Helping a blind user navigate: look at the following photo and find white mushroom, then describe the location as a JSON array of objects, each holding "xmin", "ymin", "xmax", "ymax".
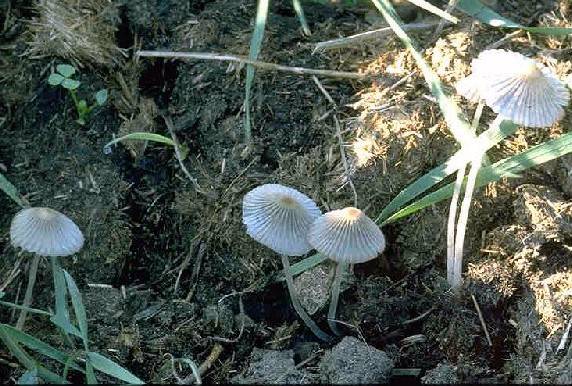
[
  {"xmin": 242, "ymin": 183, "xmax": 321, "ymax": 256},
  {"xmin": 10, "ymin": 207, "xmax": 84, "ymax": 257},
  {"xmin": 308, "ymin": 207, "xmax": 386, "ymax": 264},
  {"xmin": 457, "ymin": 49, "xmax": 570, "ymax": 128}
]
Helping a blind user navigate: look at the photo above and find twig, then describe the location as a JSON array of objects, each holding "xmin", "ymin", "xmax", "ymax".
[
  {"xmin": 557, "ymin": 318, "xmax": 572, "ymax": 352},
  {"xmin": 182, "ymin": 343, "xmax": 224, "ymax": 384},
  {"xmin": 486, "ymin": 30, "xmax": 524, "ymax": 50},
  {"xmin": 430, "ymin": 0, "xmax": 460, "ymax": 42},
  {"xmin": 185, "ymin": 242, "xmax": 207, "ymax": 302},
  {"xmin": 209, "ymin": 294, "xmax": 247, "ymax": 343},
  {"xmin": 313, "ymin": 22, "xmax": 443, "ymax": 53},
  {"xmin": 311, "ymin": 76, "xmax": 358, "ymax": 207},
  {"xmin": 137, "ymin": 51, "xmax": 368, "ymax": 80},
  {"xmin": 162, "ymin": 114, "xmax": 203, "ymax": 194},
  {"xmin": 471, "ymin": 294, "xmax": 492, "ymax": 346},
  {"xmin": 402, "ymin": 307, "xmax": 436, "ymax": 325}
]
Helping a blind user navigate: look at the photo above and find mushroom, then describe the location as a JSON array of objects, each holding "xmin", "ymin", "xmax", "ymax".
[
  {"xmin": 457, "ymin": 49, "xmax": 570, "ymax": 128},
  {"xmin": 308, "ymin": 207, "xmax": 385, "ymax": 335},
  {"xmin": 242, "ymin": 184, "xmax": 332, "ymax": 342},
  {"xmin": 10, "ymin": 207, "xmax": 84, "ymax": 329}
]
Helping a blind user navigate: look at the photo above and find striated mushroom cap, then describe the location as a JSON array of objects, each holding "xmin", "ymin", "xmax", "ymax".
[
  {"xmin": 10, "ymin": 207, "xmax": 84, "ymax": 257},
  {"xmin": 242, "ymin": 184, "xmax": 322, "ymax": 256},
  {"xmin": 457, "ymin": 49, "xmax": 570, "ymax": 128},
  {"xmin": 308, "ymin": 207, "xmax": 385, "ymax": 264}
]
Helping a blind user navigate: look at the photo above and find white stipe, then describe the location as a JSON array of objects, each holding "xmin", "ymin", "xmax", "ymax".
[
  {"xmin": 10, "ymin": 207, "xmax": 84, "ymax": 257},
  {"xmin": 308, "ymin": 207, "xmax": 386, "ymax": 264},
  {"xmin": 242, "ymin": 184, "xmax": 322, "ymax": 256}
]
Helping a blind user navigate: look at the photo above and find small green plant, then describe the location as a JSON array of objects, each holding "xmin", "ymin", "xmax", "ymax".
[
  {"xmin": 48, "ymin": 64, "xmax": 108, "ymax": 125},
  {"xmin": 0, "ymin": 266, "xmax": 143, "ymax": 384}
]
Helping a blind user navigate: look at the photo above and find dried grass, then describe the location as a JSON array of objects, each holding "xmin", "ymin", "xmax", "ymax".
[{"xmin": 27, "ymin": 0, "xmax": 122, "ymax": 67}]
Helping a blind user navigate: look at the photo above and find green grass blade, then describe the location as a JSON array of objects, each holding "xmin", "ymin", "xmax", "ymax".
[
  {"xmin": 244, "ymin": 0, "xmax": 270, "ymax": 142},
  {"xmin": 63, "ymin": 270, "xmax": 89, "ymax": 350},
  {"xmin": 50, "ymin": 257, "xmax": 82, "ymax": 338},
  {"xmin": 382, "ymin": 131, "xmax": 572, "ymax": 224},
  {"xmin": 85, "ymin": 361, "xmax": 98, "ymax": 384},
  {"xmin": 87, "ymin": 352, "xmax": 144, "ymax": 384},
  {"xmin": 376, "ymin": 119, "xmax": 518, "ymax": 223},
  {"xmin": 456, "ymin": 0, "xmax": 572, "ymax": 35},
  {"xmin": 292, "ymin": 0, "xmax": 311, "ymax": 35},
  {"xmin": 104, "ymin": 133, "xmax": 175, "ymax": 149},
  {"xmin": 370, "ymin": 0, "xmax": 475, "ymax": 146},
  {"xmin": 278, "ymin": 253, "xmax": 328, "ymax": 281},
  {"xmin": 0, "ymin": 172, "xmax": 26, "ymax": 207},
  {"xmin": 0, "ymin": 300, "xmax": 53, "ymax": 317},
  {"xmin": 0, "ymin": 326, "xmax": 66, "ymax": 384},
  {"xmin": 17, "ymin": 369, "xmax": 38, "ymax": 385},
  {"xmin": 405, "ymin": 0, "xmax": 458, "ymax": 23},
  {"xmin": 0, "ymin": 324, "xmax": 83, "ymax": 373}
]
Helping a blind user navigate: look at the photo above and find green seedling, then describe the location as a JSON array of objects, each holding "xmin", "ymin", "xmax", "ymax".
[{"xmin": 48, "ymin": 64, "xmax": 108, "ymax": 125}]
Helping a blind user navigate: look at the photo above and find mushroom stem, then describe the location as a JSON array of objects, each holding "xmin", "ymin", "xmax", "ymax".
[
  {"xmin": 328, "ymin": 262, "xmax": 347, "ymax": 336},
  {"xmin": 280, "ymin": 254, "xmax": 332, "ymax": 342},
  {"xmin": 15, "ymin": 255, "xmax": 40, "ymax": 330}
]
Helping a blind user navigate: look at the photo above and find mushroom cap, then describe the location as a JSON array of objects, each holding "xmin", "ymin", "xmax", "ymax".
[
  {"xmin": 242, "ymin": 184, "xmax": 322, "ymax": 256},
  {"xmin": 10, "ymin": 207, "xmax": 84, "ymax": 257},
  {"xmin": 308, "ymin": 207, "xmax": 386, "ymax": 264},
  {"xmin": 456, "ymin": 49, "xmax": 570, "ymax": 128}
]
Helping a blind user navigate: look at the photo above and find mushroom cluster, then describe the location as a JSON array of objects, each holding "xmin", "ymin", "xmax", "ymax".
[{"xmin": 243, "ymin": 184, "xmax": 386, "ymax": 339}]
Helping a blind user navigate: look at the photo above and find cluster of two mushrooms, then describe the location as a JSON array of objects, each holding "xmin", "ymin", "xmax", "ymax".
[{"xmin": 243, "ymin": 184, "xmax": 385, "ymax": 341}]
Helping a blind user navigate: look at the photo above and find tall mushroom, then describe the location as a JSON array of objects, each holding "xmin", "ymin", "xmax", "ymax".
[
  {"xmin": 10, "ymin": 207, "xmax": 84, "ymax": 329},
  {"xmin": 449, "ymin": 49, "xmax": 570, "ymax": 292},
  {"xmin": 308, "ymin": 207, "xmax": 385, "ymax": 335},
  {"xmin": 242, "ymin": 184, "xmax": 332, "ymax": 342}
]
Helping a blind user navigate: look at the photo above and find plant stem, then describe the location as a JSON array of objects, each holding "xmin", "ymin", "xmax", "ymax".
[
  {"xmin": 280, "ymin": 255, "xmax": 332, "ymax": 342},
  {"xmin": 452, "ymin": 152, "xmax": 483, "ymax": 293},
  {"xmin": 328, "ymin": 262, "xmax": 347, "ymax": 336},
  {"xmin": 446, "ymin": 164, "xmax": 466, "ymax": 285},
  {"xmin": 15, "ymin": 255, "xmax": 40, "ymax": 330}
]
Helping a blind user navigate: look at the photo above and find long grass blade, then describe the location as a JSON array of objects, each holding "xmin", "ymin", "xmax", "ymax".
[
  {"xmin": 369, "ymin": 0, "xmax": 475, "ymax": 146},
  {"xmin": 278, "ymin": 253, "xmax": 328, "ymax": 281},
  {"xmin": 244, "ymin": 0, "xmax": 270, "ymax": 142},
  {"xmin": 0, "ymin": 324, "xmax": 83, "ymax": 372},
  {"xmin": 405, "ymin": 0, "xmax": 458, "ymax": 23},
  {"xmin": 87, "ymin": 352, "xmax": 144, "ymax": 384},
  {"xmin": 104, "ymin": 133, "xmax": 176, "ymax": 149},
  {"xmin": 382, "ymin": 131, "xmax": 572, "ymax": 224},
  {"xmin": 63, "ymin": 270, "xmax": 89, "ymax": 350},
  {"xmin": 0, "ymin": 172, "xmax": 26, "ymax": 208},
  {"xmin": 0, "ymin": 326, "xmax": 66, "ymax": 384},
  {"xmin": 376, "ymin": 119, "xmax": 518, "ymax": 223},
  {"xmin": 455, "ymin": 0, "xmax": 572, "ymax": 35},
  {"xmin": 0, "ymin": 300, "xmax": 53, "ymax": 317},
  {"xmin": 50, "ymin": 257, "xmax": 82, "ymax": 339},
  {"xmin": 292, "ymin": 0, "xmax": 311, "ymax": 35}
]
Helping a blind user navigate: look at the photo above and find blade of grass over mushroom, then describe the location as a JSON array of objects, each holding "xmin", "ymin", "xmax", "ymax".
[
  {"xmin": 0, "ymin": 172, "xmax": 26, "ymax": 207},
  {"xmin": 382, "ymin": 131, "xmax": 572, "ymax": 225},
  {"xmin": 376, "ymin": 119, "xmax": 518, "ymax": 223},
  {"xmin": 369, "ymin": 0, "xmax": 475, "ymax": 146},
  {"xmin": 292, "ymin": 0, "xmax": 310, "ymax": 35},
  {"xmin": 0, "ymin": 324, "xmax": 83, "ymax": 372},
  {"xmin": 405, "ymin": 0, "xmax": 458, "ymax": 23},
  {"xmin": 456, "ymin": 0, "xmax": 572, "ymax": 35},
  {"xmin": 87, "ymin": 352, "xmax": 144, "ymax": 384},
  {"xmin": 244, "ymin": 0, "xmax": 270, "ymax": 142},
  {"xmin": 277, "ymin": 253, "xmax": 328, "ymax": 281}
]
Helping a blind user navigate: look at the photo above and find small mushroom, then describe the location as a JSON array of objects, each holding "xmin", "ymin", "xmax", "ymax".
[
  {"xmin": 10, "ymin": 207, "xmax": 84, "ymax": 329},
  {"xmin": 457, "ymin": 49, "xmax": 570, "ymax": 128},
  {"xmin": 242, "ymin": 184, "xmax": 331, "ymax": 342},
  {"xmin": 308, "ymin": 207, "xmax": 385, "ymax": 335}
]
